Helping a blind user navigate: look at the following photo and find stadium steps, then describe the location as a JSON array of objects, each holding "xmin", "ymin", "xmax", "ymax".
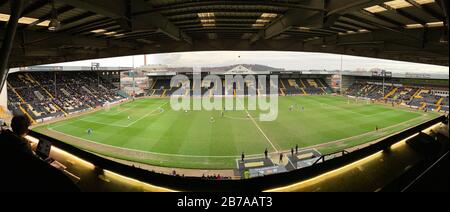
[
  {"xmin": 320, "ymin": 87, "xmax": 326, "ymax": 94},
  {"xmin": 408, "ymin": 88, "xmax": 421, "ymax": 101},
  {"xmin": 24, "ymin": 73, "xmax": 35, "ymax": 83},
  {"xmin": 307, "ymin": 79, "xmax": 318, "ymax": 87},
  {"xmin": 279, "ymin": 79, "xmax": 286, "ymax": 89},
  {"xmin": 150, "ymin": 79, "xmax": 157, "ymax": 89},
  {"xmin": 412, "ymin": 89, "xmax": 422, "ymax": 99},
  {"xmin": 419, "ymin": 102, "xmax": 427, "ymax": 110},
  {"xmin": 301, "ymin": 79, "xmax": 310, "ymax": 87},
  {"xmin": 162, "ymin": 89, "xmax": 167, "ymax": 97},
  {"xmin": 299, "ymin": 79, "xmax": 306, "ymax": 88},
  {"xmin": 436, "ymin": 97, "xmax": 444, "ymax": 106},
  {"xmin": 151, "ymin": 89, "xmax": 156, "ymax": 96},
  {"xmin": 316, "ymin": 79, "xmax": 325, "ymax": 87},
  {"xmin": 18, "ymin": 104, "xmax": 36, "ymax": 124},
  {"xmin": 301, "ymin": 88, "xmax": 307, "ymax": 95},
  {"xmin": 7, "ymin": 82, "xmax": 26, "ymax": 104},
  {"xmin": 27, "ymin": 74, "xmax": 68, "ymax": 116},
  {"xmin": 280, "ymin": 88, "xmax": 285, "ymax": 96},
  {"xmin": 384, "ymin": 87, "xmax": 398, "ymax": 99}
]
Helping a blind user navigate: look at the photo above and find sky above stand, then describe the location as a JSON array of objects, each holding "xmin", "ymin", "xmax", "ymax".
[{"xmin": 46, "ymin": 51, "xmax": 449, "ymax": 74}]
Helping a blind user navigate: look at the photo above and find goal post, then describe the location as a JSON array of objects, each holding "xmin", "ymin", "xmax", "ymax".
[{"xmin": 104, "ymin": 101, "xmax": 111, "ymax": 111}]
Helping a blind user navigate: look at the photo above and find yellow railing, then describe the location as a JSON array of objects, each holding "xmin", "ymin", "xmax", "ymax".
[
  {"xmin": 301, "ymin": 88, "xmax": 307, "ymax": 95},
  {"xmin": 317, "ymin": 79, "xmax": 325, "ymax": 87},
  {"xmin": 419, "ymin": 102, "xmax": 427, "ymax": 110},
  {"xmin": 436, "ymin": 97, "xmax": 444, "ymax": 106},
  {"xmin": 8, "ymin": 82, "xmax": 26, "ymax": 103},
  {"xmin": 19, "ymin": 105, "xmax": 36, "ymax": 124},
  {"xmin": 299, "ymin": 79, "xmax": 306, "ymax": 88},
  {"xmin": 279, "ymin": 79, "xmax": 286, "ymax": 89},
  {"xmin": 150, "ymin": 79, "xmax": 157, "ymax": 89},
  {"xmin": 384, "ymin": 87, "xmax": 398, "ymax": 99},
  {"xmin": 411, "ymin": 89, "xmax": 421, "ymax": 100}
]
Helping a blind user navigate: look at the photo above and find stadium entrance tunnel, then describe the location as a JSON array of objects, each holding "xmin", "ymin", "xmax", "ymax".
[{"xmin": 15, "ymin": 115, "xmax": 448, "ymax": 192}]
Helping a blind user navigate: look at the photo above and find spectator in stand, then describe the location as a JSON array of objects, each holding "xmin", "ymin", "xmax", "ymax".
[
  {"xmin": 0, "ymin": 115, "xmax": 79, "ymax": 191},
  {"xmin": 9, "ymin": 115, "xmax": 34, "ymax": 155}
]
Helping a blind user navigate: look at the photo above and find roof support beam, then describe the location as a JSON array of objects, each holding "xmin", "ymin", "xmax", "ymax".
[
  {"xmin": 406, "ymin": 0, "xmax": 445, "ymax": 21},
  {"xmin": 25, "ymin": 5, "xmax": 74, "ymax": 29},
  {"xmin": 58, "ymin": 0, "xmax": 191, "ymax": 44},
  {"xmin": 57, "ymin": 0, "xmax": 131, "ymax": 31},
  {"xmin": 57, "ymin": 12, "xmax": 98, "ymax": 31},
  {"xmin": 130, "ymin": 0, "xmax": 192, "ymax": 44},
  {"xmin": 357, "ymin": 11, "xmax": 404, "ymax": 28},
  {"xmin": 250, "ymin": 0, "xmax": 325, "ymax": 43},
  {"xmin": 324, "ymin": 0, "xmax": 390, "ymax": 27},
  {"xmin": 21, "ymin": 0, "xmax": 50, "ymax": 17},
  {"xmin": 141, "ymin": 1, "xmax": 325, "ymax": 14},
  {"xmin": 380, "ymin": 4, "xmax": 426, "ymax": 25}
]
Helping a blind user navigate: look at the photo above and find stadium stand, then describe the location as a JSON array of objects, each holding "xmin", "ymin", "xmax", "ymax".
[
  {"xmin": 6, "ymin": 72, "xmax": 125, "ymax": 121},
  {"xmin": 346, "ymin": 81, "xmax": 449, "ymax": 112},
  {"xmin": 147, "ymin": 76, "xmax": 332, "ymax": 97}
]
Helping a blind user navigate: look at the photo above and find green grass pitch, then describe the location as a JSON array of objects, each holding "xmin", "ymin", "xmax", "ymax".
[{"xmin": 33, "ymin": 95, "xmax": 438, "ymax": 169}]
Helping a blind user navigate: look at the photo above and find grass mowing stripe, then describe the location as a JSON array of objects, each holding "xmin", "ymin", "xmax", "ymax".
[{"xmin": 33, "ymin": 96, "xmax": 438, "ymax": 169}]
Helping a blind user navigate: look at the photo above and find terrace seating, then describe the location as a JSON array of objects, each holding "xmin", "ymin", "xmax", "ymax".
[
  {"xmin": 281, "ymin": 79, "xmax": 302, "ymax": 95},
  {"xmin": 145, "ymin": 77, "xmax": 331, "ymax": 97},
  {"xmin": 7, "ymin": 71, "xmax": 124, "ymax": 120},
  {"xmin": 347, "ymin": 82, "xmax": 448, "ymax": 112}
]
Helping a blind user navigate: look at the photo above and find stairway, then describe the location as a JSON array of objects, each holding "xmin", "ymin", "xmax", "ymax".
[
  {"xmin": 280, "ymin": 88, "xmax": 285, "ymax": 96},
  {"xmin": 27, "ymin": 74, "xmax": 68, "ymax": 116},
  {"xmin": 384, "ymin": 87, "xmax": 398, "ymax": 99},
  {"xmin": 301, "ymin": 88, "xmax": 307, "ymax": 95},
  {"xmin": 19, "ymin": 105, "xmax": 36, "ymax": 124},
  {"xmin": 419, "ymin": 102, "xmax": 427, "ymax": 110},
  {"xmin": 435, "ymin": 97, "xmax": 444, "ymax": 111},
  {"xmin": 279, "ymin": 79, "xmax": 286, "ymax": 89},
  {"xmin": 436, "ymin": 97, "xmax": 444, "ymax": 106},
  {"xmin": 7, "ymin": 82, "xmax": 26, "ymax": 103}
]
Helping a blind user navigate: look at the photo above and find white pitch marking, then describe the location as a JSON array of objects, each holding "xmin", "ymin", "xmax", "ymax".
[
  {"xmin": 245, "ymin": 109, "xmax": 279, "ymax": 152},
  {"xmin": 125, "ymin": 101, "xmax": 169, "ymax": 127}
]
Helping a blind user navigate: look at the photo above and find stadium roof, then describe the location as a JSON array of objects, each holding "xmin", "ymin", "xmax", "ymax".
[
  {"xmin": 8, "ymin": 65, "xmax": 132, "ymax": 73},
  {"xmin": 0, "ymin": 0, "xmax": 448, "ymax": 68}
]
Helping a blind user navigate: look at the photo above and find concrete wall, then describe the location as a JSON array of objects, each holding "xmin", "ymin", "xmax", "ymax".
[
  {"xmin": 0, "ymin": 82, "xmax": 7, "ymax": 111},
  {"xmin": 341, "ymin": 75, "xmax": 357, "ymax": 92}
]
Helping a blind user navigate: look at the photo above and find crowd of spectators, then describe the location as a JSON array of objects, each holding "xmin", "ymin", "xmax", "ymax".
[{"xmin": 7, "ymin": 72, "xmax": 125, "ymax": 121}]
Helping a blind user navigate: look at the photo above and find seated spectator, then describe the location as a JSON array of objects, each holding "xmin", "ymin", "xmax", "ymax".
[
  {"xmin": 1, "ymin": 115, "xmax": 34, "ymax": 156},
  {"xmin": 0, "ymin": 115, "xmax": 79, "ymax": 192}
]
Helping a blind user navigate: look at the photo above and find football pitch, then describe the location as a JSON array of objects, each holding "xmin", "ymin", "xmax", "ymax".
[{"xmin": 33, "ymin": 95, "xmax": 438, "ymax": 169}]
